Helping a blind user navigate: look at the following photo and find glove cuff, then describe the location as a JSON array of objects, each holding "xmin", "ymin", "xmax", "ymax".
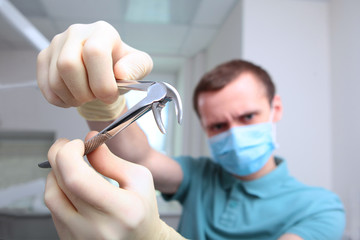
[
  {"xmin": 77, "ymin": 96, "xmax": 126, "ymax": 122},
  {"xmin": 157, "ymin": 219, "xmax": 187, "ymax": 240}
]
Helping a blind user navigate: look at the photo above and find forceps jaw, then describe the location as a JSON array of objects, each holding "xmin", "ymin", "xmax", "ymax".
[
  {"xmin": 146, "ymin": 81, "xmax": 183, "ymax": 134},
  {"xmin": 151, "ymin": 102, "xmax": 166, "ymax": 134},
  {"xmin": 162, "ymin": 82, "xmax": 183, "ymax": 125}
]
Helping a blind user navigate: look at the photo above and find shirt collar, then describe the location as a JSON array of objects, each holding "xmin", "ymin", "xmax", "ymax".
[{"xmin": 220, "ymin": 157, "xmax": 289, "ymax": 198}]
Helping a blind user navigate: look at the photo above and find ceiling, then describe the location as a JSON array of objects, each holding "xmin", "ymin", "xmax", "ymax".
[{"xmin": 0, "ymin": 0, "xmax": 238, "ymax": 73}]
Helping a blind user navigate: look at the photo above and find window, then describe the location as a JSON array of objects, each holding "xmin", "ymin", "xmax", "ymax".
[
  {"xmin": 126, "ymin": 91, "xmax": 168, "ymax": 153},
  {"xmin": 0, "ymin": 131, "xmax": 54, "ymax": 211},
  {"xmin": 0, "ymin": 131, "xmax": 53, "ymax": 189}
]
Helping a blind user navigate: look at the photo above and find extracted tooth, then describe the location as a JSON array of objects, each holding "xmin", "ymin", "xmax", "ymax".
[{"xmin": 151, "ymin": 102, "xmax": 166, "ymax": 134}]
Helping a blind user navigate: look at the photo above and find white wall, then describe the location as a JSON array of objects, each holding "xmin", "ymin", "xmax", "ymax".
[
  {"xmin": 0, "ymin": 50, "xmax": 89, "ymax": 140},
  {"xmin": 242, "ymin": 0, "xmax": 332, "ymax": 189},
  {"xmin": 206, "ymin": 0, "xmax": 333, "ymax": 190},
  {"xmin": 176, "ymin": 2, "xmax": 246, "ymax": 158},
  {"xmin": 207, "ymin": 1, "xmax": 243, "ymax": 70},
  {"xmin": 331, "ymin": 0, "xmax": 360, "ymax": 197},
  {"xmin": 330, "ymin": 0, "xmax": 360, "ymax": 236},
  {"xmin": 175, "ymin": 51, "xmax": 208, "ymax": 157}
]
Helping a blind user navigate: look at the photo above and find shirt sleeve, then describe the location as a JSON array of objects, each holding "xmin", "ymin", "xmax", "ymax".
[
  {"xmin": 161, "ymin": 156, "xmax": 194, "ymax": 203},
  {"xmin": 286, "ymin": 192, "xmax": 346, "ymax": 240}
]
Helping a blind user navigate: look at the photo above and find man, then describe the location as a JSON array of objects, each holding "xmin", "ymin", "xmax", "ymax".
[{"xmin": 38, "ymin": 21, "xmax": 345, "ymax": 239}]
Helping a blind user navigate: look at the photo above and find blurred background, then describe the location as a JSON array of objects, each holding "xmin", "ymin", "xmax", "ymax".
[{"xmin": 0, "ymin": 0, "xmax": 359, "ymax": 239}]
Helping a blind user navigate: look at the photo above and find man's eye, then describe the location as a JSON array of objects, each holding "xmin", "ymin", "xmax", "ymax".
[
  {"xmin": 210, "ymin": 123, "xmax": 227, "ymax": 132},
  {"xmin": 241, "ymin": 114, "xmax": 254, "ymax": 123}
]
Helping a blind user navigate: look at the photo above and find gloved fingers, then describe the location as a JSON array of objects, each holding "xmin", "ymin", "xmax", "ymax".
[
  {"xmin": 37, "ymin": 21, "xmax": 151, "ymax": 108},
  {"xmin": 44, "ymin": 171, "xmax": 82, "ymax": 239},
  {"xmin": 50, "ymin": 22, "xmax": 117, "ymax": 106},
  {"xmin": 47, "ymin": 138, "xmax": 70, "ymax": 170},
  {"xmin": 81, "ymin": 22, "xmax": 122, "ymax": 104},
  {"xmin": 46, "ymin": 138, "xmax": 88, "ymax": 210},
  {"xmin": 38, "ymin": 31, "xmax": 86, "ymax": 108},
  {"xmin": 45, "ymin": 134, "xmax": 165, "ymax": 239},
  {"xmin": 57, "ymin": 25, "xmax": 97, "ymax": 105},
  {"xmin": 48, "ymin": 61, "xmax": 82, "ymax": 107},
  {"xmin": 47, "ymin": 138, "xmax": 93, "ymax": 210},
  {"xmin": 114, "ymin": 43, "xmax": 153, "ymax": 81},
  {"xmin": 44, "ymin": 171, "xmax": 78, "ymax": 219},
  {"xmin": 45, "ymin": 171, "xmax": 90, "ymax": 240},
  {"xmin": 48, "ymin": 138, "xmax": 105, "ymax": 209},
  {"xmin": 85, "ymin": 138, "xmax": 158, "ymax": 222},
  {"xmin": 85, "ymin": 131, "xmax": 156, "ymax": 198},
  {"xmin": 47, "ymin": 136, "xmax": 138, "ymax": 216},
  {"xmin": 47, "ymin": 168, "xmax": 149, "ymax": 240},
  {"xmin": 37, "ymin": 37, "xmax": 68, "ymax": 108}
]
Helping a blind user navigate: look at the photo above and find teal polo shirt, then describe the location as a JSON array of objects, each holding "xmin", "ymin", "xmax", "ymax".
[{"xmin": 163, "ymin": 156, "xmax": 345, "ymax": 240}]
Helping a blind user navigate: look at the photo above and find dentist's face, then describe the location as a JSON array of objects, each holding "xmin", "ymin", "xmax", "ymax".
[{"xmin": 197, "ymin": 72, "xmax": 282, "ymax": 137}]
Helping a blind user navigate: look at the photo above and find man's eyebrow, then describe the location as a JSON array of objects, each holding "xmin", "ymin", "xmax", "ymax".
[
  {"xmin": 237, "ymin": 110, "xmax": 259, "ymax": 117},
  {"xmin": 206, "ymin": 120, "xmax": 227, "ymax": 128}
]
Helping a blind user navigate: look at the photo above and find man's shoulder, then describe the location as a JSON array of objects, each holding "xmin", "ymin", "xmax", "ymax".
[
  {"xmin": 174, "ymin": 155, "xmax": 225, "ymax": 182},
  {"xmin": 272, "ymin": 159, "xmax": 341, "ymax": 205},
  {"xmin": 280, "ymin": 174, "xmax": 343, "ymax": 211},
  {"xmin": 280, "ymin": 178, "xmax": 345, "ymax": 239},
  {"xmin": 174, "ymin": 155, "xmax": 218, "ymax": 170}
]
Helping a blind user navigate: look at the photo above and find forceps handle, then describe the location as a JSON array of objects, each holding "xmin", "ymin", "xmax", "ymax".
[
  {"xmin": 38, "ymin": 104, "xmax": 152, "ymax": 168},
  {"xmin": 37, "ymin": 133, "xmax": 113, "ymax": 168},
  {"xmin": 38, "ymin": 81, "xmax": 156, "ymax": 168},
  {"xmin": 83, "ymin": 104, "xmax": 151, "ymax": 155}
]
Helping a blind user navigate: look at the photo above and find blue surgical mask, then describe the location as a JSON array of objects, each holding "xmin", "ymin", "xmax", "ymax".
[{"xmin": 208, "ymin": 121, "xmax": 277, "ymax": 176}]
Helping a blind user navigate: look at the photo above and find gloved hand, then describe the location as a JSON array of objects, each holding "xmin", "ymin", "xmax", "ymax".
[
  {"xmin": 45, "ymin": 131, "xmax": 186, "ymax": 240},
  {"xmin": 37, "ymin": 21, "xmax": 153, "ymax": 121}
]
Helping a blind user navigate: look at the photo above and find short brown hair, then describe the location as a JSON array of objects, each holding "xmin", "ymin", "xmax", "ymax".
[{"xmin": 193, "ymin": 59, "xmax": 276, "ymax": 117}]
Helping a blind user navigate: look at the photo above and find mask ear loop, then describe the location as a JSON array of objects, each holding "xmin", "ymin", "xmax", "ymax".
[
  {"xmin": 268, "ymin": 107, "xmax": 280, "ymax": 149},
  {"xmin": 268, "ymin": 108, "xmax": 275, "ymax": 122}
]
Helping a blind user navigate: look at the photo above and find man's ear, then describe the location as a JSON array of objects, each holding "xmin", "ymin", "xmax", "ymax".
[{"xmin": 272, "ymin": 95, "xmax": 283, "ymax": 122}]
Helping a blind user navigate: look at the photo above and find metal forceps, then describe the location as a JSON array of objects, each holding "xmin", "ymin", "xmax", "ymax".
[{"xmin": 38, "ymin": 80, "xmax": 183, "ymax": 168}]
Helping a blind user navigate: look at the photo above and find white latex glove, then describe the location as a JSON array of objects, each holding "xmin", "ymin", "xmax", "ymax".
[
  {"xmin": 44, "ymin": 131, "xmax": 186, "ymax": 240},
  {"xmin": 37, "ymin": 21, "xmax": 153, "ymax": 120}
]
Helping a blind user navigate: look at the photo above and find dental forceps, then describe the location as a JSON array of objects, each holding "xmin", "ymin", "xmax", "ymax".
[{"xmin": 38, "ymin": 80, "xmax": 183, "ymax": 168}]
